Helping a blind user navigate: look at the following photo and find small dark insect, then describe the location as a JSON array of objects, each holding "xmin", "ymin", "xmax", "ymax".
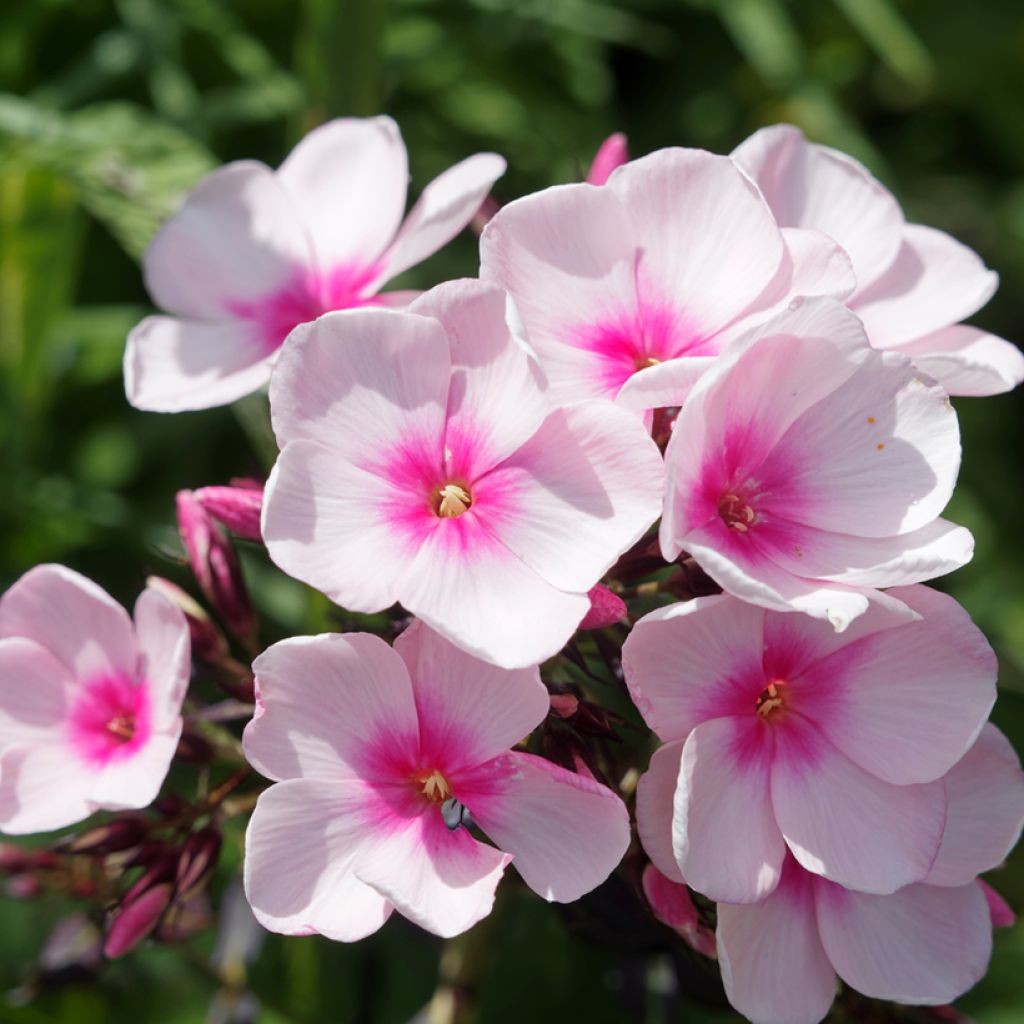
[{"xmin": 440, "ymin": 798, "xmax": 473, "ymax": 832}]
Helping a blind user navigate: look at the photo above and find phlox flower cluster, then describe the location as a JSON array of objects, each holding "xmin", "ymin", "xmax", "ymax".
[{"xmin": 1, "ymin": 116, "xmax": 1023, "ymax": 1023}]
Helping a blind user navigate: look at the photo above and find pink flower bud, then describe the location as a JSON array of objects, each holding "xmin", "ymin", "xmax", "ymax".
[
  {"xmin": 194, "ymin": 483, "xmax": 264, "ymax": 541},
  {"xmin": 55, "ymin": 817, "xmax": 148, "ymax": 857},
  {"xmin": 146, "ymin": 575, "xmax": 228, "ymax": 663},
  {"xmin": 586, "ymin": 133, "xmax": 629, "ymax": 186},
  {"xmin": 176, "ymin": 491, "xmax": 256, "ymax": 643},
  {"xmin": 104, "ymin": 882, "xmax": 174, "ymax": 959},
  {"xmin": 175, "ymin": 827, "xmax": 222, "ymax": 899},
  {"xmin": 549, "ymin": 692, "xmax": 580, "ymax": 719},
  {"xmin": 980, "ymin": 879, "xmax": 1015, "ymax": 929},
  {"xmin": 641, "ymin": 864, "xmax": 717, "ymax": 959},
  {"xmin": 580, "ymin": 584, "xmax": 626, "ymax": 629}
]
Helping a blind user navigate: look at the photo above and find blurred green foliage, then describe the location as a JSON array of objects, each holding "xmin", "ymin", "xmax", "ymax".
[{"xmin": 1, "ymin": 0, "xmax": 1023, "ymax": 1021}]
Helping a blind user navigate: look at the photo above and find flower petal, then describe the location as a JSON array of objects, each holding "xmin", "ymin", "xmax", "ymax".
[
  {"xmin": 674, "ymin": 717, "xmax": 786, "ymax": 903},
  {"xmin": 244, "ymin": 778, "xmax": 393, "ymax": 941},
  {"xmin": 381, "ymin": 153, "xmax": 507, "ymax": 281},
  {"xmin": 89, "ymin": 730, "xmax": 181, "ymax": 810},
  {"xmin": 133, "ymin": 587, "xmax": 191, "ymax": 732},
  {"xmin": 898, "ymin": 324, "xmax": 1024, "ymax": 397},
  {"xmin": 276, "ymin": 117, "xmax": 408, "ymax": 272},
  {"xmin": 771, "ymin": 735, "xmax": 946, "ymax": 893},
  {"xmin": 927, "ymin": 724, "xmax": 1024, "ymax": 886},
  {"xmin": 0, "ymin": 564, "xmax": 136, "ymax": 680},
  {"xmin": 635, "ymin": 740, "xmax": 686, "ymax": 883},
  {"xmin": 125, "ymin": 316, "xmax": 276, "ymax": 413},
  {"xmin": 394, "ymin": 621, "xmax": 548, "ymax": 775},
  {"xmin": 245, "ymin": 633, "xmax": 419, "ymax": 783},
  {"xmin": 0, "ymin": 744, "xmax": 96, "ymax": 834},
  {"xmin": 0, "ymin": 638, "xmax": 73, "ymax": 746},
  {"xmin": 780, "ymin": 227, "xmax": 857, "ymax": 302},
  {"xmin": 816, "ymin": 878, "xmax": 991, "ymax": 1005},
  {"xmin": 144, "ymin": 161, "xmax": 312, "ymax": 320},
  {"xmin": 457, "ymin": 751, "xmax": 630, "ymax": 903}
]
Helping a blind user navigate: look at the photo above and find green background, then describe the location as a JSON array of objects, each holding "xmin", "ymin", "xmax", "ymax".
[{"xmin": 1, "ymin": 0, "xmax": 1023, "ymax": 1020}]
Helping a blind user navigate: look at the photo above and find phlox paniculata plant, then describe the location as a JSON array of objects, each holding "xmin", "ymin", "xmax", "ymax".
[{"xmin": 0, "ymin": 119, "xmax": 1022, "ymax": 1024}]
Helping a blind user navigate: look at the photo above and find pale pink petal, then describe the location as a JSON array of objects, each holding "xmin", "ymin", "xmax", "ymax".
[
  {"xmin": 456, "ymin": 751, "xmax": 630, "ymax": 903},
  {"xmin": 261, "ymin": 442, "xmax": 412, "ymax": 614},
  {"xmin": 479, "ymin": 183, "xmax": 639, "ymax": 403},
  {"xmin": 587, "ymin": 133, "xmax": 628, "ymax": 186},
  {"xmin": 409, "ymin": 280, "xmax": 549, "ymax": 474},
  {"xmin": 267, "ymin": 308, "xmax": 449, "ymax": 456},
  {"xmin": 0, "ymin": 638, "xmax": 72, "ymax": 746},
  {"xmin": 0, "ymin": 564, "xmax": 136, "ymax": 680},
  {"xmin": 276, "ymin": 117, "xmax": 408, "ymax": 272},
  {"xmin": 623, "ymin": 596, "xmax": 765, "ymax": 741},
  {"xmin": 733, "ymin": 124, "xmax": 904, "ymax": 291},
  {"xmin": 816, "ymin": 878, "xmax": 991, "ymax": 1005},
  {"xmin": 380, "ymin": 153, "xmax": 507, "ymax": 282},
  {"xmin": 397, "ymin": 511, "xmax": 590, "ymax": 669},
  {"xmin": 852, "ymin": 224, "xmax": 998, "ymax": 348},
  {"xmin": 755, "ymin": 348, "xmax": 961, "ymax": 538},
  {"xmin": 125, "ymin": 316, "xmax": 276, "ymax": 413},
  {"xmin": 614, "ymin": 356, "xmax": 716, "ymax": 414},
  {"xmin": 608, "ymin": 149, "xmax": 785, "ymax": 336},
  {"xmin": 717, "ymin": 858, "xmax": 837, "ymax": 1024},
  {"xmin": 898, "ymin": 324, "xmax": 1024, "ymax": 397},
  {"xmin": 144, "ymin": 162, "xmax": 312, "ymax": 320},
  {"xmin": 811, "ymin": 585, "xmax": 996, "ymax": 786},
  {"xmin": 244, "ymin": 778, "xmax": 393, "ymax": 941},
  {"xmin": 771, "ymin": 735, "xmax": 946, "ymax": 893},
  {"xmin": 927, "ymin": 724, "xmax": 1024, "ymax": 886},
  {"xmin": 394, "ymin": 621, "xmax": 547, "ymax": 775},
  {"xmin": 479, "ymin": 403, "xmax": 662, "ymax": 593},
  {"xmin": 245, "ymin": 633, "xmax": 419, "ymax": 783},
  {"xmin": 674, "ymin": 717, "xmax": 786, "ymax": 903},
  {"xmin": 89, "ymin": 730, "xmax": 181, "ymax": 810},
  {"xmin": 133, "ymin": 587, "xmax": 191, "ymax": 732},
  {"xmin": 355, "ymin": 809, "xmax": 510, "ymax": 938},
  {"xmin": 779, "ymin": 227, "xmax": 857, "ymax": 302},
  {"xmin": 0, "ymin": 744, "xmax": 95, "ymax": 834},
  {"xmin": 635, "ymin": 741, "xmax": 686, "ymax": 883}
]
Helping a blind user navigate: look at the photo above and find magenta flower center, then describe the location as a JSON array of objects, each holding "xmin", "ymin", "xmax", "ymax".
[
  {"xmin": 755, "ymin": 680, "xmax": 786, "ymax": 720},
  {"xmin": 718, "ymin": 492, "xmax": 757, "ymax": 532},
  {"xmin": 416, "ymin": 769, "xmax": 453, "ymax": 803},
  {"xmin": 68, "ymin": 673, "xmax": 153, "ymax": 767},
  {"xmin": 433, "ymin": 483, "xmax": 472, "ymax": 519}
]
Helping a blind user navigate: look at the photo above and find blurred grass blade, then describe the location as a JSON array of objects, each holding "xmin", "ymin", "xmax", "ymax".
[
  {"xmin": 708, "ymin": 0, "xmax": 804, "ymax": 88},
  {"xmin": 832, "ymin": 0, "xmax": 933, "ymax": 89}
]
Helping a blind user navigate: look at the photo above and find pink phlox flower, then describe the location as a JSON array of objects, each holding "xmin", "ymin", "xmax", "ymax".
[
  {"xmin": 660, "ymin": 296, "xmax": 973, "ymax": 631},
  {"xmin": 624, "ymin": 585, "xmax": 997, "ymax": 903},
  {"xmin": 0, "ymin": 565, "xmax": 190, "ymax": 834},
  {"xmin": 242, "ymin": 621, "xmax": 631, "ymax": 940},
  {"xmin": 734, "ymin": 123, "xmax": 1024, "ymax": 397},
  {"xmin": 125, "ymin": 116, "xmax": 506, "ymax": 411},
  {"xmin": 262, "ymin": 277, "xmax": 664, "ymax": 669},
  {"xmin": 479, "ymin": 146, "xmax": 852, "ymax": 414},
  {"xmin": 714, "ymin": 723, "xmax": 1024, "ymax": 1023}
]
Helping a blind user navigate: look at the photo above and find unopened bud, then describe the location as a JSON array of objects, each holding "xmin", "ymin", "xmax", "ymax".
[
  {"xmin": 6, "ymin": 875, "xmax": 41, "ymax": 899},
  {"xmin": 104, "ymin": 883, "xmax": 174, "ymax": 959},
  {"xmin": 586, "ymin": 133, "xmax": 629, "ymax": 186},
  {"xmin": 194, "ymin": 483, "xmax": 264, "ymax": 541},
  {"xmin": 146, "ymin": 576, "xmax": 227, "ymax": 663},
  {"xmin": 175, "ymin": 828, "xmax": 222, "ymax": 899},
  {"xmin": 55, "ymin": 817, "xmax": 147, "ymax": 857},
  {"xmin": 641, "ymin": 863, "xmax": 716, "ymax": 959},
  {"xmin": 579, "ymin": 584, "xmax": 627, "ymax": 630},
  {"xmin": 980, "ymin": 880, "xmax": 1015, "ymax": 929},
  {"xmin": 549, "ymin": 692, "xmax": 580, "ymax": 719},
  {"xmin": 122, "ymin": 855, "xmax": 176, "ymax": 906},
  {"xmin": 157, "ymin": 891, "xmax": 212, "ymax": 943}
]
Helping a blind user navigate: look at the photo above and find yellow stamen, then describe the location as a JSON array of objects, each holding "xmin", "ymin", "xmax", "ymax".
[
  {"xmin": 419, "ymin": 770, "xmax": 452, "ymax": 803},
  {"xmin": 755, "ymin": 681, "xmax": 786, "ymax": 719},
  {"xmin": 436, "ymin": 483, "xmax": 471, "ymax": 518},
  {"xmin": 106, "ymin": 715, "xmax": 135, "ymax": 740}
]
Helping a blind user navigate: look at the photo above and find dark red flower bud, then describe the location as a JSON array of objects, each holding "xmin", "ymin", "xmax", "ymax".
[
  {"xmin": 0, "ymin": 843, "xmax": 54, "ymax": 873},
  {"xmin": 194, "ymin": 484, "xmax": 264, "ymax": 541},
  {"xmin": 175, "ymin": 828, "xmax": 222, "ymax": 898},
  {"xmin": 122, "ymin": 855, "xmax": 176, "ymax": 905},
  {"xmin": 151, "ymin": 794, "xmax": 190, "ymax": 820},
  {"xmin": 6, "ymin": 875, "xmax": 42, "ymax": 899},
  {"xmin": 579, "ymin": 584, "xmax": 627, "ymax": 630},
  {"xmin": 55, "ymin": 817, "xmax": 147, "ymax": 857},
  {"xmin": 175, "ymin": 726, "xmax": 216, "ymax": 764},
  {"xmin": 156, "ymin": 891, "xmax": 212, "ymax": 943},
  {"xmin": 104, "ymin": 883, "xmax": 174, "ymax": 959}
]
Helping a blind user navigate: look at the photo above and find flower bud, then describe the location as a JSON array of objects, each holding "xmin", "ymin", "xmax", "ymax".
[
  {"xmin": 586, "ymin": 133, "xmax": 629, "ymax": 186},
  {"xmin": 641, "ymin": 864, "xmax": 716, "ymax": 959},
  {"xmin": 145, "ymin": 576, "xmax": 228, "ymax": 663},
  {"xmin": 55, "ymin": 817, "xmax": 148, "ymax": 857},
  {"xmin": 121, "ymin": 855, "xmax": 176, "ymax": 905},
  {"xmin": 579, "ymin": 584, "xmax": 627, "ymax": 629},
  {"xmin": 104, "ymin": 883, "xmax": 174, "ymax": 959},
  {"xmin": 980, "ymin": 880, "xmax": 1015, "ymax": 929},
  {"xmin": 549, "ymin": 692, "xmax": 580, "ymax": 719},
  {"xmin": 194, "ymin": 483, "xmax": 264, "ymax": 541},
  {"xmin": 175, "ymin": 827, "xmax": 222, "ymax": 899},
  {"xmin": 176, "ymin": 490, "xmax": 256, "ymax": 643}
]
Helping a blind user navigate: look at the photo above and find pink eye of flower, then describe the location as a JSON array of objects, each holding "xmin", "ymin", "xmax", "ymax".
[
  {"xmin": 718, "ymin": 492, "xmax": 757, "ymax": 532},
  {"xmin": 68, "ymin": 673, "xmax": 153, "ymax": 766},
  {"xmin": 417, "ymin": 769, "xmax": 453, "ymax": 803},
  {"xmin": 755, "ymin": 680, "xmax": 786, "ymax": 719},
  {"xmin": 432, "ymin": 483, "xmax": 472, "ymax": 518}
]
